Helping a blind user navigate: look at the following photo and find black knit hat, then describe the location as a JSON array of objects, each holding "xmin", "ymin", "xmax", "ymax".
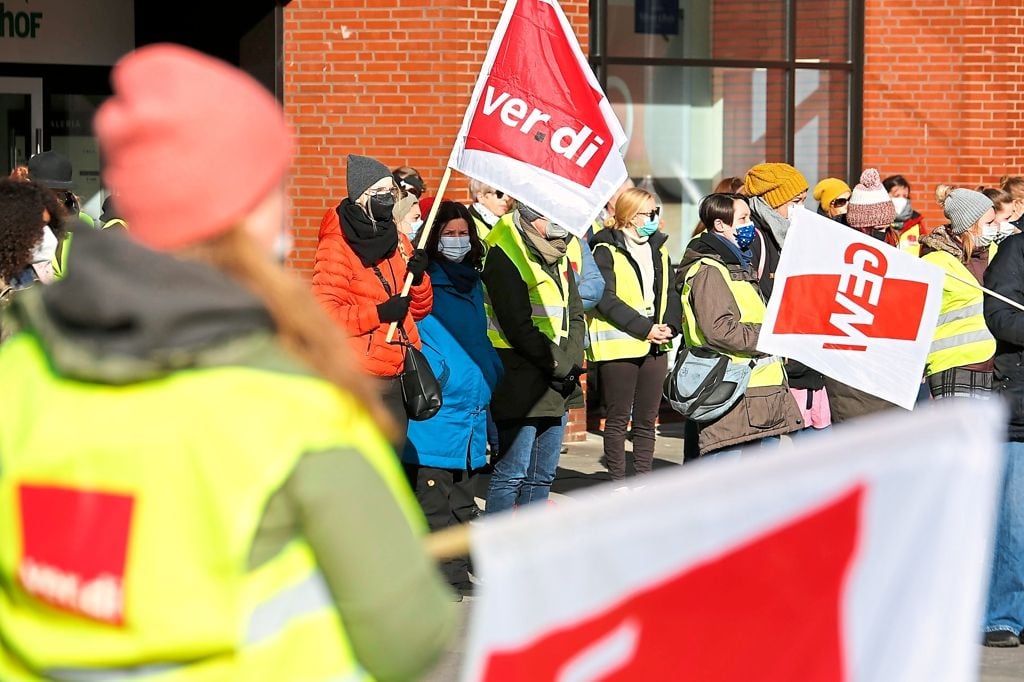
[
  {"xmin": 28, "ymin": 150, "xmax": 74, "ymax": 190},
  {"xmin": 346, "ymin": 154, "xmax": 390, "ymax": 201}
]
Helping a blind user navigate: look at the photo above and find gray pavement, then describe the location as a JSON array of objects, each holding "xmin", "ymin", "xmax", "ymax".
[{"xmin": 425, "ymin": 427, "xmax": 1024, "ymax": 680}]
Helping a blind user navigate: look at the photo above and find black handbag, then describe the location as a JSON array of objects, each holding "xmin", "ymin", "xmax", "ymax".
[
  {"xmin": 371, "ymin": 264, "xmax": 443, "ymax": 421},
  {"xmin": 400, "ymin": 337, "xmax": 443, "ymax": 421}
]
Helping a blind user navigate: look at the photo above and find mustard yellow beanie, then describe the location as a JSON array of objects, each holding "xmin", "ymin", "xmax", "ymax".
[{"xmin": 744, "ymin": 163, "xmax": 809, "ymax": 209}]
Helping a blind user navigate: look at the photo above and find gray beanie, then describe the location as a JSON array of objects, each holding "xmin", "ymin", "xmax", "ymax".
[
  {"xmin": 516, "ymin": 201, "xmax": 545, "ymax": 224},
  {"xmin": 346, "ymin": 154, "xmax": 390, "ymax": 200},
  {"xmin": 943, "ymin": 188, "xmax": 993, "ymax": 235}
]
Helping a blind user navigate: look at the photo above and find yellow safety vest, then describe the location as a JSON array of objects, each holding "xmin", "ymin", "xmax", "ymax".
[
  {"xmin": 921, "ymin": 250, "xmax": 996, "ymax": 376},
  {"xmin": 566, "ymin": 235, "xmax": 583, "ymax": 278},
  {"xmin": 472, "ymin": 215, "xmax": 491, "ymax": 242},
  {"xmin": 484, "ymin": 215, "xmax": 571, "ymax": 349},
  {"xmin": 102, "ymin": 218, "xmax": 128, "ymax": 231},
  {"xmin": 586, "ymin": 240, "xmax": 670, "ymax": 362},
  {"xmin": 0, "ymin": 333, "xmax": 421, "ymax": 681},
  {"xmin": 680, "ymin": 258, "xmax": 785, "ymax": 388},
  {"xmin": 899, "ymin": 224, "xmax": 921, "ymax": 257}
]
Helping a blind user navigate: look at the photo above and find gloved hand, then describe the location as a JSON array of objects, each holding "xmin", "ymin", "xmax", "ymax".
[
  {"xmin": 549, "ymin": 364, "xmax": 583, "ymax": 397},
  {"xmin": 406, "ymin": 249, "xmax": 429, "ymax": 285},
  {"xmin": 377, "ymin": 294, "xmax": 411, "ymax": 324}
]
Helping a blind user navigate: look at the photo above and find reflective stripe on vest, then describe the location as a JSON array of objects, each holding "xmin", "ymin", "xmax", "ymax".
[
  {"xmin": 899, "ymin": 224, "xmax": 921, "ymax": 257},
  {"xmin": 0, "ymin": 333, "xmax": 417, "ymax": 681},
  {"xmin": 483, "ymin": 215, "xmax": 571, "ymax": 349},
  {"xmin": 922, "ymin": 250, "xmax": 996, "ymax": 376},
  {"xmin": 586, "ymin": 239, "xmax": 670, "ymax": 362},
  {"xmin": 680, "ymin": 257, "xmax": 785, "ymax": 388}
]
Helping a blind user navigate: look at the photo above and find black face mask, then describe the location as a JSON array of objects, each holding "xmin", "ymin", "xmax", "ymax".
[{"xmin": 368, "ymin": 193, "xmax": 396, "ymax": 223}]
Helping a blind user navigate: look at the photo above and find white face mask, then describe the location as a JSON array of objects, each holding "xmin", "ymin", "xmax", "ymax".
[
  {"xmin": 891, "ymin": 197, "xmax": 909, "ymax": 215},
  {"xmin": 978, "ymin": 222, "xmax": 1000, "ymax": 247},
  {"xmin": 439, "ymin": 235, "xmax": 471, "ymax": 262},
  {"xmin": 32, "ymin": 226, "xmax": 58, "ymax": 263},
  {"xmin": 999, "ymin": 221, "xmax": 1019, "ymax": 237}
]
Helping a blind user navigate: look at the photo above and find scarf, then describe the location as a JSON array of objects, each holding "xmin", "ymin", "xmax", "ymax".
[
  {"xmin": 473, "ymin": 202, "xmax": 501, "ymax": 227},
  {"xmin": 713, "ymin": 233, "xmax": 752, "ymax": 268},
  {"xmin": 749, "ymin": 195, "xmax": 791, "ymax": 246},
  {"xmin": 516, "ymin": 211, "xmax": 566, "ymax": 265},
  {"xmin": 338, "ymin": 199, "xmax": 399, "ymax": 268},
  {"xmin": 621, "ymin": 228, "xmax": 656, "ymax": 311},
  {"xmin": 435, "ymin": 257, "xmax": 479, "ymax": 294}
]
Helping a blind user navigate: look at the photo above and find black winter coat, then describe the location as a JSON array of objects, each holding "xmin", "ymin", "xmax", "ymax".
[
  {"xmin": 482, "ymin": 241, "xmax": 586, "ymax": 421},
  {"xmin": 984, "ymin": 232, "xmax": 1024, "ymax": 441}
]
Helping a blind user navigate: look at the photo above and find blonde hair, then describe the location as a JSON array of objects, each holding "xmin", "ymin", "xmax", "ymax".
[
  {"xmin": 934, "ymin": 183, "xmax": 958, "ymax": 206},
  {"xmin": 182, "ymin": 228, "xmax": 396, "ymax": 440},
  {"xmin": 608, "ymin": 188, "xmax": 655, "ymax": 229},
  {"xmin": 1001, "ymin": 176, "xmax": 1024, "ymax": 201}
]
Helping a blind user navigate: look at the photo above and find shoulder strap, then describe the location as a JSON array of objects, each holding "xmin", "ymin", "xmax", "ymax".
[{"xmin": 755, "ymin": 229, "xmax": 767, "ymax": 280}]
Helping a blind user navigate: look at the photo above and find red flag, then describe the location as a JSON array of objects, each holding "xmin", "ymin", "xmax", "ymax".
[{"xmin": 449, "ymin": 0, "xmax": 628, "ymax": 235}]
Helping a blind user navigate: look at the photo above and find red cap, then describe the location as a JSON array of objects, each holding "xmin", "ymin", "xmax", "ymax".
[{"xmin": 95, "ymin": 44, "xmax": 291, "ymax": 251}]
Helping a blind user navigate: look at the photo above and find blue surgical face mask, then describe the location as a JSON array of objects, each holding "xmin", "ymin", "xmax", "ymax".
[
  {"xmin": 439, "ymin": 235, "xmax": 472, "ymax": 262},
  {"xmin": 734, "ymin": 223, "xmax": 756, "ymax": 249},
  {"xmin": 409, "ymin": 219, "xmax": 424, "ymax": 241},
  {"xmin": 637, "ymin": 218, "xmax": 659, "ymax": 237}
]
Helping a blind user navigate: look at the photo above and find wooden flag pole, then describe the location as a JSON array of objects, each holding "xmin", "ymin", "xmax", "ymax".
[
  {"xmin": 944, "ymin": 271, "xmax": 1024, "ymax": 315},
  {"xmin": 385, "ymin": 166, "xmax": 454, "ymax": 344},
  {"xmin": 425, "ymin": 522, "xmax": 472, "ymax": 561}
]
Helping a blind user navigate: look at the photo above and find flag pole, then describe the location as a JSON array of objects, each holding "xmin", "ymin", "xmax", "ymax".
[
  {"xmin": 944, "ymin": 270, "xmax": 1024, "ymax": 314},
  {"xmin": 425, "ymin": 521, "xmax": 472, "ymax": 561},
  {"xmin": 386, "ymin": 166, "xmax": 454, "ymax": 344}
]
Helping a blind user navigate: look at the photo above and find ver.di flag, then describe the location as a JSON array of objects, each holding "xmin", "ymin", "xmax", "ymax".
[
  {"xmin": 757, "ymin": 208, "xmax": 946, "ymax": 409},
  {"xmin": 462, "ymin": 402, "xmax": 1003, "ymax": 681},
  {"xmin": 448, "ymin": 0, "xmax": 629, "ymax": 236}
]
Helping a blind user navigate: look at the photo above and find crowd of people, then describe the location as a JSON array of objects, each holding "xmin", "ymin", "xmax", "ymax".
[{"xmin": 1, "ymin": 43, "xmax": 1024, "ymax": 679}]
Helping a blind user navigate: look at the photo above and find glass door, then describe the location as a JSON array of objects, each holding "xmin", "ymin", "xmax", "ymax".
[{"xmin": 0, "ymin": 77, "xmax": 43, "ymax": 175}]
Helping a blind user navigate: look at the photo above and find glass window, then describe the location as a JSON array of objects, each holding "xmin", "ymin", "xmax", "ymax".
[
  {"xmin": 607, "ymin": 64, "xmax": 787, "ymax": 253},
  {"xmin": 796, "ymin": 0, "xmax": 850, "ymax": 62},
  {"xmin": 47, "ymin": 93, "xmax": 105, "ymax": 219},
  {"xmin": 607, "ymin": 0, "xmax": 787, "ymax": 61},
  {"xmin": 794, "ymin": 69, "xmax": 850, "ymax": 192}
]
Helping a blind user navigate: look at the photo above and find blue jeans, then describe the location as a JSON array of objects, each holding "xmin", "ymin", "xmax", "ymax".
[
  {"xmin": 486, "ymin": 417, "xmax": 565, "ymax": 514},
  {"xmin": 704, "ymin": 435, "xmax": 781, "ymax": 461},
  {"xmin": 986, "ymin": 441, "xmax": 1024, "ymax": 635}
]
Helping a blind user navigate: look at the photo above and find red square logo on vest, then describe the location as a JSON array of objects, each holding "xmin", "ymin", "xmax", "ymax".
[
  {"xmin": 772, "ymin": 243, "xmax": 929, "ymax": 351},
  {"xmin": 18, "ymin": 484, "xmax": 134, "ymax": 626}
]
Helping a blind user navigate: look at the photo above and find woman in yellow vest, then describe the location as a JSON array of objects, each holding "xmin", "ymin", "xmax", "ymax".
[
  {"xmin": 0, "ymin": 45, "xmax": 453, "ymax": 682},
  {"xmin": 676, "ymin": 193, "xmax": 803, "ymax": 457},
  {"xmin": 587, "ymin": 188, "xmax": 680, "ymax": 485},
  {"xmin": 920, "ymin": 185, "xmax": 999, "ymax": 399}
]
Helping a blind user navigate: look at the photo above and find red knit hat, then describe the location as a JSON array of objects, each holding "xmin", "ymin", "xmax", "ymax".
[{"xmin": 95, "ymin": 44, "xmax": 292, "ymax": 251}]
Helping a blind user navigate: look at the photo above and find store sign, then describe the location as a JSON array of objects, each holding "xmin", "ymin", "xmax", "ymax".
[{"xmin": 0, "ymin": 0, "xmax": 134, "ymax": 66}]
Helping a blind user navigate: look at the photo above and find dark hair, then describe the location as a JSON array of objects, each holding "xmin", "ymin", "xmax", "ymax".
[
  {"xmin": 392, "ymin": 166, "xmax": 424, "ymax": 197},
  {"xmin": 0, "ymin": 178, "xmax": 67, "ymax": 281},
  {"xmin": 425, "ymin": 200, "xmax": 484, "ymax": 268},
  {"xmin": 882, "ymin": 174, "xmax": 910, "ymax": 194},
  {"xmin": 698, "ymin": 193, "xmax": 745, "ymax": 233},
  {"xmin": 694, "ymin": 178, "xmax": 745, "ymax": 234}
]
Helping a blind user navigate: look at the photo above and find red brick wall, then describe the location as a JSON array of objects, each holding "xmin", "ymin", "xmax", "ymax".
[
  {"xmin": 283, "ymin": 0, "xmax": 592, "ymax": 441},
  {"xmin": 862, "ymin": 0, "xmax": 1024, "ymax": 229},
  {"xmin": 283, "ymin": 0, "xmax": 591, "ymax": 273}
]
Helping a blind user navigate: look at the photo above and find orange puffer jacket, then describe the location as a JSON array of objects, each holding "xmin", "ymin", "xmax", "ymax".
[{"xmin": 312, "ymin": 207, "xmax": 432, "ymax": 377}]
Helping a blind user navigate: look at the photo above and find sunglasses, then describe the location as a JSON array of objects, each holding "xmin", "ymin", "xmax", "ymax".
[
  {"xmin": 831, "ymin": 197, "xmax": 849, "ymax": 208},
  {"xmin": 486, "ymin": 190, "xmax": 507, "ymax": 199},
  {"xmin": 637, "ymin": 207, "xmax": 661, "ymax": 220}
]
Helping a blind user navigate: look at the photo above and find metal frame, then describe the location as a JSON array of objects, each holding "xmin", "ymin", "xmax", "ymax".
[{"xmin": 590, "ymin": 0, "xmax": 864, "ymax": 180}]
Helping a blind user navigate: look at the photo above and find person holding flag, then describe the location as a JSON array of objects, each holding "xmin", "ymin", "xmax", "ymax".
[
  {"xmin": 676, "ymin": 193, "xmax": 803, "ymax": 457},
  {"xmin": 483, "ymin": 202, "xmax": 585, "ymax": 512},
  {"xmin": 919, "ymin": 186, "xmax": 997, "ymax": 399}
]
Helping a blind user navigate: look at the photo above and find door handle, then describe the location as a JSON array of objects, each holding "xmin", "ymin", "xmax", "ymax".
[{"xmin": 34, "ymin": 128, "xmax": 42, "ymax": 155}]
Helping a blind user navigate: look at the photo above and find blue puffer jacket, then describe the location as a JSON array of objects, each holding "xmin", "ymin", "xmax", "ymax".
[{"xmin": 403, "ymin": 262, "xmax": 502, "ymax": 470}]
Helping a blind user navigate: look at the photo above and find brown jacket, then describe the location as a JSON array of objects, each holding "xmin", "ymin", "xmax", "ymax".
[{"xmin": 676, "ymin": 234, "xmax": 803, "ymax": 454}]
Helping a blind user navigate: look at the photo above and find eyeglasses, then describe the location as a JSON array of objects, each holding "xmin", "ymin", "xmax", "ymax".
[
  {"xmin": 637, "ymin": 207, "xmax": 661, "ymax": 220},
  {"xmin": 366, "ymin": 186, "xmax": 399, "ymax": 199},
  {"xmin": 831, "ymin": 197, "xmax": 849, "ymax": 208}
]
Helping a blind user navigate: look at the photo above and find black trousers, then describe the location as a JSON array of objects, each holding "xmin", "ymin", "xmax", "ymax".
[
  {"xmin": 403, "ymin": 464, "xmax": 478, "ymax": 586},
  {"xmin": 379, "ymin": 375, "xmax": 409, "ymax": 453},
  {"xmin": 598, "ymin": 353, "xmax": 667, "ymax": 481}
]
